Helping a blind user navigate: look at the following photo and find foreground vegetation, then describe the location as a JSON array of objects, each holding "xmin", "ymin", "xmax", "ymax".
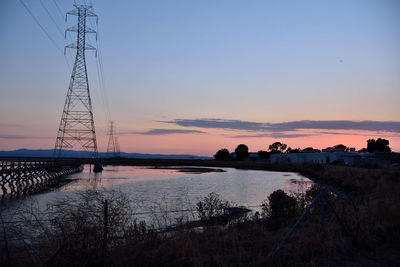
[{"xmin": 1, "ymin": 164, "xmax": 399, "ymax": 266}]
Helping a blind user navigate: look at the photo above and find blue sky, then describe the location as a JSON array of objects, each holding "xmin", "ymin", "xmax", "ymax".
[{"xmin": 0, "ymin": 0, "xmax": 399, "ymax": 154}]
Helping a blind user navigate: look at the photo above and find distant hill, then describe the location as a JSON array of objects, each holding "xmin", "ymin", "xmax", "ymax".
[{"xmin": 0, "ymin": 149, "xmax": 212, "ymax": 160}]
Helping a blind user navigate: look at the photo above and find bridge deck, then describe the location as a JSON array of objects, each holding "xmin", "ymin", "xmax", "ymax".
[{"xmin": 0, "ymin": 159, "xmax": 83, "ymax": 199}]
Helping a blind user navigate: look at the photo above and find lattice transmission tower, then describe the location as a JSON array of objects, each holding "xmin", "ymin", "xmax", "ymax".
[
  {"xmin": 54, "ymin": 4, "xmax": 99, "ymax": 157},
  {"xmin": 106, "ymin": 121, "xmax": 120, "ymax": 158}
]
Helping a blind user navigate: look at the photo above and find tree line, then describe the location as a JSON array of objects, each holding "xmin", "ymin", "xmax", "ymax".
[{"xmin": 214, "ymin": 138, "xmax": 392, "ymax": 160}]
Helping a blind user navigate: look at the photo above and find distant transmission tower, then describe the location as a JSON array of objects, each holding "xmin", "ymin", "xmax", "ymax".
[
  {"xmin": 54, "ymin": 4, "xmax": 99, "ymax": 157},
  {"xmin": 106, "ymin": 121, "xmax": 120, "ymax": 158}
]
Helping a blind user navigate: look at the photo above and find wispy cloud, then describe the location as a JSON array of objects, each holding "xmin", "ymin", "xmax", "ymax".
[
  {"xmin": 163, "ymin": 119, "xmax": 400, "ymax": 133},
  {"xmin": 269, "ymin": 120, "xmax": 400, "ymax": 133},
  {"xmin": 121, "ymin": 129, "xmax": 206, "ymax": 135},
  {"xmin": 318, "ymin": 131, "xmax": 400, "ymax": 137},
  {"xmin": 230, "ymin": 133, "xmax": 314, "ymax": 138},
  {"xmin": 161, "ymin": 119, "xmax": 266, "ymax": 132},
  {"xmin": 0, "ymin": 134, "xmax": 51, "ymax": 139}
]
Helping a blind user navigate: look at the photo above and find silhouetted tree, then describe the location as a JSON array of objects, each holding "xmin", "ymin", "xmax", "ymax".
[
  {"xmin": 286, "ymin": 147, "xmax": 301, "ymax": 153},
  {"xmin": 358, "ymin": 148, "xmax": 368, "ymax": 153},
  {"xmin": 367, "ymin": 138, "xmax": 391, "ymax": 153},
  {"xmin": 333, "ymin": 144, "xmax": 349, "ymax": 152},
  {"xmin": 214, "ymin": 148, "xmax": 230, "ymax": 160},
  {"xmin": 303, "ymin": 147, "xmax": 315, "ymax": 152},
  {"xmin": 235, "ymin": 144, "xmax": 249, "ymax": 160},
  {"xmin": 268, "ymin": 142, "xmax": 287, "ymax": 154}
]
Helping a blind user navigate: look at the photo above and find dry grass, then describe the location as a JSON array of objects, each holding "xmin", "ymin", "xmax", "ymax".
[{"xmin": 1, "ymin": 164, "xmax": 399, "ymax": 266}]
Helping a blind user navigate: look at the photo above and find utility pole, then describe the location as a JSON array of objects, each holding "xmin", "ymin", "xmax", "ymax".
[
  {"xmin": 106, "ymin": 121, "xmax": 120, "ymax": 158},
  {"xmin": 54, "ymin": 4, "xmax": 99, "ymax": 160}
]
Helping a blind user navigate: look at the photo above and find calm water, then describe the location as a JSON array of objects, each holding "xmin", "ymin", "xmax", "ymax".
[{"xmin": 4, "ymin": 165, "xmax": 313, "ymax": 225}]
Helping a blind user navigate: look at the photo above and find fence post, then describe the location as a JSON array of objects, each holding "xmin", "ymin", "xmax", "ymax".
[
  {"xmin": 272, "ymin": 192, "xmax": 321, "ymax": 257},
  {"xmin": 103, "ymin": 199, "xmax": 108, "ymax": 267}
]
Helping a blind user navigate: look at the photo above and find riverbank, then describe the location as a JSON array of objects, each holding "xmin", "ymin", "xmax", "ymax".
[
  {"xmin": 103, "ymin": 159, "xmax": 399, "ymax": 266},
  {"xmin": 1, "ymin": 160, "xmax": 399, "ymax": 266}
]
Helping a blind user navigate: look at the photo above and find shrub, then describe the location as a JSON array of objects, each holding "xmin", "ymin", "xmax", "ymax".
[
  {"xmin": 261, "ymin": 189, "xmax": 298, "ymax": 229},
  {"xmin": 5, "ymin": 189, "xmax": 134, "ymax": 266},
  {"xmin": 196, "ymin": 192, "xmax": 230, "ymax": 221}
]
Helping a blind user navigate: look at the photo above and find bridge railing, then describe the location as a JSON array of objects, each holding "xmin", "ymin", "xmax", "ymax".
[{"xmin": 0, "ymin": 159, "xmax": 83, "ymax": 199}]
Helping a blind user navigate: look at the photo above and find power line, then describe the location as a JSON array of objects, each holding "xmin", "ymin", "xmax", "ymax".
[
  {"xmin": 97, "ymin": 45, "xmax": 111, "ymax": 120},
  {"xmin": 50, "ymin": 0, "xmax": 72, "ymax": 41},
  {"xmin": 78, "ymin": 1, "xmax": 114, "ymax": 142},
  {"xmin": 39, "ymin": 0, "xmax": 75, "ymax": 67},
  {"xmin": 39, "ymin": 0, "xmax": 64, "ymax": 37},
  {"xmin": 51, "ymin": 0, "xmax": 73, "ymax": 42},
  {"xmin": 90, "ymin": 4, "xmax": 113, "ymax": 126},
  {"xmin": 18, "ymin": 0, "xmax": 63, "ymax": 54},
  {"xmin": 51, "ymin": 0, "xmax": 63, "ymax": 18},
  {"xmin": 18, "ymin": 0, "xmax": 72, "ymax": 70},
  {"xmin": 95, "ymin": 49, "xmax": 110, "ymax": 122}
]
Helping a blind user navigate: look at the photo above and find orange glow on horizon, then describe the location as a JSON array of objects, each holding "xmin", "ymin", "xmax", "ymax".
[
  {"xmin": 1, "ymin": 129, "xmax": 399, "ymax": 156},
  {"xmin": 110, "ymin": 130, "xmax": 400, "ymax": 156}
]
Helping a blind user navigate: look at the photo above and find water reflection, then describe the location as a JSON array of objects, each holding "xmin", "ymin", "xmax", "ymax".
[{"xmin": 3, "ymin": 165, "xmax": 313, "ymax": 224}]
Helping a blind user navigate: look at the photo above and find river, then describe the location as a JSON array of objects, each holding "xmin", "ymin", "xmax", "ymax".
[{"xmin": 2, "ymin": 165, "xmax": 313, "ymax": 226}]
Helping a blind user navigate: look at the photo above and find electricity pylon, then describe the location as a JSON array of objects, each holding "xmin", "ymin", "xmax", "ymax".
[
  {"xmin": 107, "ymin": 121, "xmax": 120, "ymax": 158},
  {"xmin": 54, "ymin": 4, "xmax": 99, "ymax": 158}
]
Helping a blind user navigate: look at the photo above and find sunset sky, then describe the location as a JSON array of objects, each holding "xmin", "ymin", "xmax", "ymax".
[{"xmin": 0, "ymin": 0, "xmax": 399, "ymax": 156}]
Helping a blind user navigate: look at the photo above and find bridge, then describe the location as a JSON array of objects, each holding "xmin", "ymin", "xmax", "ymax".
[{"xmin": 0, "ymin": 158, "xmax": 84, "ymax": 199}]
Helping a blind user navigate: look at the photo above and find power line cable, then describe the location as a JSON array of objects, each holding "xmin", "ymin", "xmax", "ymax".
[
  {"xmin": 18, "ymin": 0, "xmax": 63, "ymax": 54},
  {"xmin": 89, "ymin": 3, "xmax": 113, "ymax": 124},
  {"xmin": 50, "ymin": 0, "xmax": 71, "ymax": 41},
  {"xmin": 18, "ymin": 0, "xmax": 72, "ymax": 70},
  {"xmin": 39, "ymin": 0, "xmax": 74, "ymax": 67},
  {"xmin": 39, "ymin": 0, "xmax": 64, "ymax": 37},
  {"xmin": 95, "ymin": 49, "xmax": 110, "ymax": 123},
  {"xmin": 51, "ymin": 0, "xmax": 73, "ymax": 37},
  {"xmin": 97, "ymin": 45, "xmax": 111, "ymax": 119},
  {"xmin": 51, "ymin": 0, "xmax": 63, "ymax": 18}
]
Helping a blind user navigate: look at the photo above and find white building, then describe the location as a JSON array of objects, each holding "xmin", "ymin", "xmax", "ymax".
[{"xmin": 270, "ymin": 151, "xmax": 389, "ymax": 166}]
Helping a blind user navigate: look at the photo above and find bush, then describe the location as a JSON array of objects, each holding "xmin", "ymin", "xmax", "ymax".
[
  {"xmin": 261, "ymin": 189, "xmax": 297, "ymax": 219},
  {"xmin": 46, "ymin": 189, "xmax": 134, "ymax": 265},
  {"xmin": 196, "ymin": 192, "xmax": 230, "ymax": 221},
  {"xmin": 261, "ymin": 189, "xmax": 298, "ymax": 229},
  {"xmin": 5, "ymin": 189, "xmax": 135, "ymax": 266}
]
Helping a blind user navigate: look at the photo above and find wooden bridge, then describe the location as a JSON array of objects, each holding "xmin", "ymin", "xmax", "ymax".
[{"xmin": 0, "ymin": 159, "xmax": 83, "ymax": 199}]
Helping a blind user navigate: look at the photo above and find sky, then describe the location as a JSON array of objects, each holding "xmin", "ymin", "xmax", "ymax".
[{"xmin": 0, "ymin": 0, "xmax": 399, "ymax": 156}]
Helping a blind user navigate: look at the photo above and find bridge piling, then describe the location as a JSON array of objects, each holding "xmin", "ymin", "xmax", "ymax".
[{"xmin": 0, "ymin": 159, "xmax": 83, "ymax": 200}]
